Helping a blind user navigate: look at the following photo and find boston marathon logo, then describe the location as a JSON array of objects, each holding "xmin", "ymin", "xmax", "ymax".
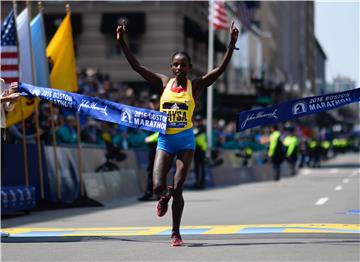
[
  {"xmin": 122, "ymin": 109, "xmax": 167, "ymax": 130},
  {"xmin": 121, "ymin": 109, "xmax": 133, "ymax": 123},
  {"xmin": 292, "ymin": 101, "xmax": 307, "ymax": 115}
]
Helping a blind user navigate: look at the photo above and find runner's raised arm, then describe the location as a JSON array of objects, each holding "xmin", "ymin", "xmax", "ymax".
[{"xmin": 116, "ymin": 22, "xmax": 168, "ymax": 89}]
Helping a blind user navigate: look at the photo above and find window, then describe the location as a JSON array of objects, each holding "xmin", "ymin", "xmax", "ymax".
[{"xmin": 100, "ymin": 13, "xmax": 146, "ymax": 57}]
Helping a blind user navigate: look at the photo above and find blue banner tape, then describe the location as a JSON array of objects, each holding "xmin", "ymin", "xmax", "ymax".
[
  {"xmin": 19, "ymin": 83, "xmax": 168, "ymax": 134},
  {"xmin": 236, "ymin": 88, "xmax": 360, "ymax": 132}
]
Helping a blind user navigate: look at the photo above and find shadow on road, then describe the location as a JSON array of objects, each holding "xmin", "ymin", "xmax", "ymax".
[
  {"xmin": 1, "ymin": 236, "xmax": 141, "ymax": 243},
  {"xmin": 315, "ymin": 163, "xmax": 360, "ymax": 169},
  {"xmin": 2, "ymin": 233, "xmax": 360, "ymax": 245},
  {"xmin": 185, "ymin": 239, "xmax": 360, "ymax": 247}
]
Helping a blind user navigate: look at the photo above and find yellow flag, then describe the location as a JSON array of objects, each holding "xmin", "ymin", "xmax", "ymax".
[
  {"xmin": 46, "ymin": 14, "xmax": 78, "ymax": 92},
  {"xmin": 6, "ymin": 98, "xmax": 38, "ymax": 127}
]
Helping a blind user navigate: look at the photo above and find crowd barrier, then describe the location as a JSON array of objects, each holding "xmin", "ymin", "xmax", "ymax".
[
  {"xmin": 2, "ymin": 144, "xmax": 290, "ymax": 211},
  {"xmin": 212, "ymin": 150, "xmax": 290, "ymax": 186},
  {"xmin": 1, "ymin": 186, "xmax": 36, "ymax": 214},
  {"xmin": 2, "ymin": 144, "xmax": 145, "ymax": 206}
]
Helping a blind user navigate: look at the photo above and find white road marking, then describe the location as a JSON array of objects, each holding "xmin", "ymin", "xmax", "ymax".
[
  {"xmin": 343, "ymin": 178, "xmax": 349, "ymax": 184},
  {"xmin": 329, "ymin": 168, "xmax": 338, "ymax": 174},
  {"xmin": 334, "ymin": 186, "xmax": 343, "ymax": 191},
  {"xmin": 301, "ymin": 169, "xmax": 311, "ymax": 175},
  {"xmin": 315, "ymin": 197, "xmax": 329, "ymax": 205}
]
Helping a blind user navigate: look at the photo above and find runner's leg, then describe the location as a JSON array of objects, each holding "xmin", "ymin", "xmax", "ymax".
[
  {"xmin": 172, "ymin": 149, "xmax": 194, "ymax": 233},
  {"xmin": 153, "ymin": 150, "xmax": 173, "ymax": 196}
]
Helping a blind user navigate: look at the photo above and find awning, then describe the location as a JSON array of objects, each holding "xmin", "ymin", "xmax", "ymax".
[{"xmin": 100, "ymin": 13, "xmax": 146, "ymax": 37}]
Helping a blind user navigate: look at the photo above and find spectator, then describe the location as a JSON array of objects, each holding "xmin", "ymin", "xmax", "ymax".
[
  {"xmin": 81, "ymin": 118, "xmax": 103, "ymax": 145},
  {"xmin": 193, "ymin": 115, "xmax": 207, "ymax": 189},
  {"xmin": 283, "ymin": 127, "xmax": 299, "ymax": 175},
  {"xmin": 308, "ymin": 136, "xmax": 322, "ymax": 167},
  {"xmin": 9, "ymin": 113, "xmax": 42, "ymax": 143},
  {"xmin": 127, "ymin": 129, "xmax": 147, "ymax": 149},
  {"xmin": 1, "ymin": 80, "xmax": 20, "ymax": 131},
  {"xmin": 56, "ymin": 115, "xmax": 78, "ymax": 145},
  {"xmin": 268, "ymin": 125, "xmax": 285, "ymax": 181},
  {"xmin": 298, "ymin": 139, "xmax": 310, "ymax": 168}
]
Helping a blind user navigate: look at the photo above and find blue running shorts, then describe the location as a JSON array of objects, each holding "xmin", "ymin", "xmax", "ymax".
[{"xmin": 157, "ymin": 128, "xmax": 195, "ymax": 155}]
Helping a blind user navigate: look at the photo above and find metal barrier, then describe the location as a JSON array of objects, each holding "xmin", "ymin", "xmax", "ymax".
[{"xmin": 1, "ymin": 144, "xmax": 290, "ymax": 210}]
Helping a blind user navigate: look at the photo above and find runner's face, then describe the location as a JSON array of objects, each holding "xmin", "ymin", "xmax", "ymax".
[{"xmin": 171, "ymin": 55, "xmax": 190, "ymax": 79}]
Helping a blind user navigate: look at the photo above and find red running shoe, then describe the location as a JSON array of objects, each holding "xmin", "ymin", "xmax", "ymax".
[
  {"xmin": 171, "ymin": 232, "xmax": 184, "ymax": 247},
  {"xmin": 156, "ymin": 186, "xmax": 173, "ymax": 217}
]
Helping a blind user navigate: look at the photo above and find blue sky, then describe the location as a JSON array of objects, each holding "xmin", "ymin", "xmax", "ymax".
[{"xmin": 315, "ymin": 1, "xmax": 359, "ymax": 86}]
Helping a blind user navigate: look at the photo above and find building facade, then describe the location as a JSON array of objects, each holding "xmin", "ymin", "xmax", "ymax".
[
  {"xmin": 2, "ymin": 1, "xmax": 319, "ymax": 114},
  {"xmin": 315, "ymin": 38, "xmax": 327, "ymax": 95},
  {"xmin": 256, "ymin": 1, "xmax": 315, "ymax": 100},
  {"xmin": 2, "ymin": 1, "xmax": 229, "ymax": 85}
]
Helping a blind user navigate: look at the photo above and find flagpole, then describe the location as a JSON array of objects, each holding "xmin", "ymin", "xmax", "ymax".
[
  {"xmin": 27, "ymin": 0, "xmax": 45, "ymax": 200},
  {"xmin": 206, "ymin": 0, "xmax": 215, "ymax": 156},
  {"xmin": 76, "ymin": 113, "xmax": 85, "ymax": 196},
  {"xmin": 39, "ymin": 1, "xmax": 50, "ymax": 86},
  {"xmin": 66, "ymin": 3, "xmax": 85, "ymax": 197},
  {"xmin": 49, "ymin": 103, "xmax": 61, "ymax": 200},
  {"xmin": 37, "ymin": 1, "xmax": 60, "ymax": 202},
  {"xmin": 13, "ymin": 0, "xmax": 30, "ymax": 186}
]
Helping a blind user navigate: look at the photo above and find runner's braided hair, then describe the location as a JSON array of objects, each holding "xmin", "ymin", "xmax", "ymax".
[{"xmin": 172, "ymin": 51, "xmax": 191, "ymax": 65}]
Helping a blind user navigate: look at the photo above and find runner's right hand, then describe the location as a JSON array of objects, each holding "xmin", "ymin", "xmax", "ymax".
[{"xmin": 116, "ymin": 21, "xmax": 126, "ymax": 41}]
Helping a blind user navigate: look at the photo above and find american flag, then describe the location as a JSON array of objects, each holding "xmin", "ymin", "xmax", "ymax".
[
  {"xmin": 210, "ymin": 0, "xmax": 229, "ymax": 30},
  {"xmin": 1, "ymin": 11, "xmax": 19, "ymax": 84},
  {"xmin": 237, "ymin": 1, "xmax": 255, "ymax": 32}
]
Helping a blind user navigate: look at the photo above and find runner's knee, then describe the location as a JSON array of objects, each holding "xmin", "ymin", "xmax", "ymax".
[
  {"xmin": 172, "ymin": 187, "xmax": 183, "ymax": 199},
  {"xmin": 153, "ymin": 184, "xmax": 164, "ymax": 195}
]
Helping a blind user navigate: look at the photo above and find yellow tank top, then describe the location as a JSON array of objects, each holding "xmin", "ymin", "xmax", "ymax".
[{"xmin": 160, "ymin": 78, "xmax": 195, "ymax": 135}]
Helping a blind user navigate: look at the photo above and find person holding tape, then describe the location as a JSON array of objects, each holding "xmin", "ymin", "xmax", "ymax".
[
  {"xmin": 1, "ymin": 80, "xmax": 20, "ymax": 141},
  {"xmin": 117, "ymin": 21, "xmax": 239, "ymax": 246}
]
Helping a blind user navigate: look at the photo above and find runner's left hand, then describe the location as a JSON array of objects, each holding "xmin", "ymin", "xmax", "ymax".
[{"xmin": 230, "ymin": 21, "xmax": 239, "ymax": 45}]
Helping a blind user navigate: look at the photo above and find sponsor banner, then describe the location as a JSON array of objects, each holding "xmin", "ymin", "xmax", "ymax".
[
  {"xmin": 1, "ymin": 186, "xmax": 36, "ymax": 214},
  {"xmin": 19, "ymin": 82, "xmax": 168, "ymax": 134},
  {"xmin": 237, "ymin": 88, "xmax": 360, "ymax": 131}
]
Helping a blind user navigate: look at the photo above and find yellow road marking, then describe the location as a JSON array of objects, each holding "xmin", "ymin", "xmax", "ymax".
[
  {"xmin": 3, "ymin": 224, "xmax": 359, "ymax": 237},
  {"xmin": 204, "ymin": 225, "xmax": 246, "ymax": 234}
]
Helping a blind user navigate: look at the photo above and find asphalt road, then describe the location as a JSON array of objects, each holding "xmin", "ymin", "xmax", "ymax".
[{"xmin": 2, "ymin": 153, "xmax": 360, "ymax": 261}]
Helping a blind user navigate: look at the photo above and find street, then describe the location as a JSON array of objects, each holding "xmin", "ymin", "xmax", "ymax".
[{"xmin": 2, "ymin": 153, "xmax": 360, "ymax": 261}]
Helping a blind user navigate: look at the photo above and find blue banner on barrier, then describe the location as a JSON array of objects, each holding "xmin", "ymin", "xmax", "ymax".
[
  {"xmin": 236, "ymin": 88, "xmax": 360, "ymax": 132},
  {"xmin": 19, "ymin": 83, "xmax": 168, "ymax": 134},
  {"xmin": 1, "ymin": 186, "xmax": 36, "ymax": 214}
]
